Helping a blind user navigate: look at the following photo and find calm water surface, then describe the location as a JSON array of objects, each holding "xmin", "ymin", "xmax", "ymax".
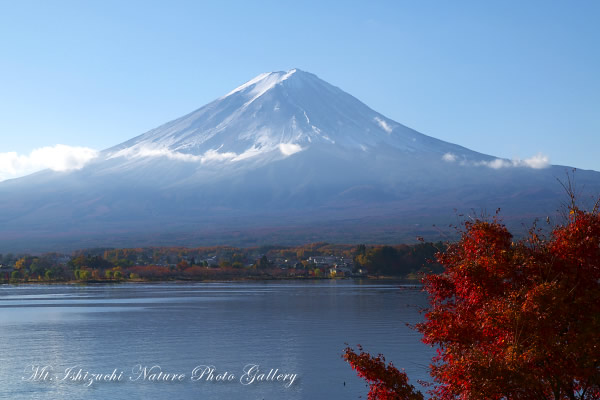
[{"xmin": 0, "ymin": 281, "xmax": 433, "ymax": 399}]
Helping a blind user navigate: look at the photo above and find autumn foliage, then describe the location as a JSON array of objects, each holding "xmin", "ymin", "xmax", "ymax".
[
  {"xmin": 343, "ymin": 344, "xmax": 424, "ymax": 400},
  {"xmin": 345, "ymin": 205, "xmax": 600, "ymax": 399}
]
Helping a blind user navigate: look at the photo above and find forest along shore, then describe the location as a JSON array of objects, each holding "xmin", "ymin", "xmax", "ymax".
[{"xmin": 0, "ymin": 242, "xmax": 443, "ymax": 284}]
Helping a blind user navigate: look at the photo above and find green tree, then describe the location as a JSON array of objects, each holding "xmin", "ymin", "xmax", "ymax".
[{"xmin": 10, "ymin": 270, "xmax": 20, "ymax": 282}]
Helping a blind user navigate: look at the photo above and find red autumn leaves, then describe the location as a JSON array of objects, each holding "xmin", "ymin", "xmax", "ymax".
[{"xmin": 345, "ymin": 206, "xmax": 600, "ymax": 399}]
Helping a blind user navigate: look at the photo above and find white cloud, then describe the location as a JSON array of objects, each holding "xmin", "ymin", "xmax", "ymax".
[
  {"xmin": 442, "ymin": 152, "xmax": 458, "ymax": 162},
  {"xmin": 278, "ymin": 143, "xmax": 303, "ymax": 156},
  {"xmin": 110, "ymin": 142, "xmax": 304, "ymax": 164},
  {"xmin": 374, "ymin": 116, "xmax": 393, "ymax": 133},
  {"xmin": 476, "ymin": 153, "xmax": 551, "ymax": 169},
  {"xmin": 110, "ymin": 146, "xmax": 236, "ymax": 163},
  {"xmin": 201, "ymin": 149, "xmax": 237, "ymax": 162},
  {"xmin": 484, "ymin": 158, "xmax": 512, "ymax": 169},
  {"xmin": 0, "ymin": 144, "xmax": 98, "ymax": 182},
  {"xmin": 232, "ymin": 145, "xmax": 263, "ymax": 161},
  {"xmin": 442, "ymin": 151, "xmax": 551, "ymax": 170},
  {"xmin": 521, "ymin": 153, "xmax": 550, "ymax": 169},
  {"xmin": 112, "ymin": 146, "xmax": 199, "ymax": 161}
]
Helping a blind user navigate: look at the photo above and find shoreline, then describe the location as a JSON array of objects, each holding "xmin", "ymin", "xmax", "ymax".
[{"xmin": 1, "ymin": 275, "xmax": 421, "ymax": 286}]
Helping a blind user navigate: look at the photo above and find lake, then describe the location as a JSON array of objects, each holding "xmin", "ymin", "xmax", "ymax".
[{"xmin": 0, "ymin": 280, "xmax": 434, "ymax": 399}]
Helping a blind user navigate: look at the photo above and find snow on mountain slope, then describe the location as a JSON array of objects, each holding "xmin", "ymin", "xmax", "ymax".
[{"xmin": 104, "ymin": 69, "xmax": 488, "ymax": 171}]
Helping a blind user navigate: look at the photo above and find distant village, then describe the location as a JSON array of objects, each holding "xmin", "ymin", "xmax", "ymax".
[{"xmin": 0, "ymin": 242, "xmax": 442, "ymax": 283}]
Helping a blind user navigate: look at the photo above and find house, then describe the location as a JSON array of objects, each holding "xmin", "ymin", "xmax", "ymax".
[{"xmin": 308, "ymin": 256, "xmax": 337, "ymax": 265}]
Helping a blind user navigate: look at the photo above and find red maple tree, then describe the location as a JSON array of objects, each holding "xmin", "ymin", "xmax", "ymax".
[{"xmin": 344, "ymin": 202, "xmax": 600, "ymax": 399}]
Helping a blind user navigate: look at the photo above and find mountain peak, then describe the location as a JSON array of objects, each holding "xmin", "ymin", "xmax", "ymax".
[
  {"xmin": 221, "ymin": 68, "xmax": 299, "ymax": 105},
  {"xmin": 106, "ymin": 69, "xmax": 481, "ymax": 167}
]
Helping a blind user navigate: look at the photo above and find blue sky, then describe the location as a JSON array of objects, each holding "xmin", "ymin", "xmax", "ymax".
[{"xmin": 0, "ymin": 0, "xmax": 598, "ymax": 179}]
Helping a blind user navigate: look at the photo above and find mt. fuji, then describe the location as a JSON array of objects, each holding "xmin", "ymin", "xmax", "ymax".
[{"xmin": 1, "ymin": 69, "xmax": 598, "ymax": 252}]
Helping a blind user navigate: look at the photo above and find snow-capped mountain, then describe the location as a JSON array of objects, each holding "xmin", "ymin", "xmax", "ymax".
[
  {"xmin": 0, "ymin": 69, "xmax": 598, "ymax": 252},
  {"xmin": 107, "ymin": 69, "xmax": 480, "ymax": 162},
  {"xmin": 93, "ymin": 68, "xmax": 491, "ymax": 187}
]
